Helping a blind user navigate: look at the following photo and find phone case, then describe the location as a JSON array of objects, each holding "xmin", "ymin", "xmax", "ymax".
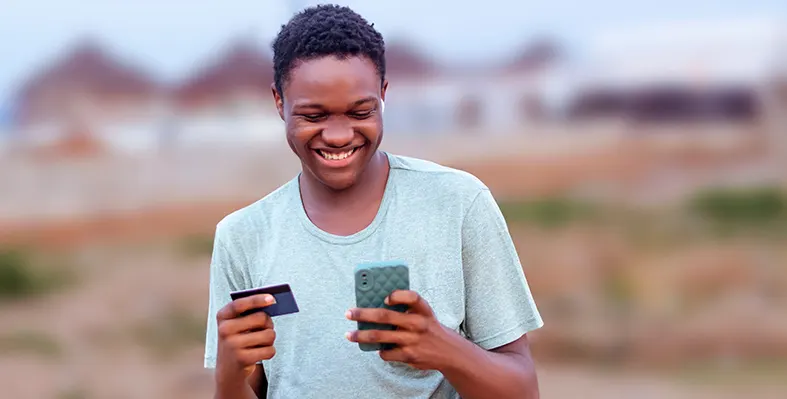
[{"xmin": 354, "ymin": 261, "xmax": 410, "ymax": 352}]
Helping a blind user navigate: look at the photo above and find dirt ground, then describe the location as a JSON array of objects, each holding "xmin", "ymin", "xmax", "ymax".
[
  {"xmin": 2, "ymin": 239, "xmax": 785, "ymax": 399},
  {"xmin": 2, "ymin": 129, "xmax": 786, "ymax": 398}
]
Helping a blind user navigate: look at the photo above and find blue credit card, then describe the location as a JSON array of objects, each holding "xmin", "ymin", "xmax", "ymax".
[{"xmin": 230, "ymin": 283, "xmax": 299, "ymax": 317}]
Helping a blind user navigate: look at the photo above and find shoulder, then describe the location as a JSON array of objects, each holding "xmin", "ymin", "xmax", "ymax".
[
  {"xmin": 387, "ymin": 153, "xmax": 488, "ymax": 206},
  {"xmin": 215, "ymin": 178, "xmax": 296, "ymax": 245}
]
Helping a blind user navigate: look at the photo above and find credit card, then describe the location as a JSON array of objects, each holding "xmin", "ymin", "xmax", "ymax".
[{"xmin": 230, "ymin": 283, "xmax": 299, "ymax": 317}]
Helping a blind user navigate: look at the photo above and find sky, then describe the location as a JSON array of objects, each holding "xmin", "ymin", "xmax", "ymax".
[{"xmin": 0, "ymin": 0, "xmax": 785, "ymax": 102}]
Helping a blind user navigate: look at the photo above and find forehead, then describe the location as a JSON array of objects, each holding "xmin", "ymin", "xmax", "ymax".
[{"xmin": 285, "ymin": 56, "xmax": 380, "ymax": 104}]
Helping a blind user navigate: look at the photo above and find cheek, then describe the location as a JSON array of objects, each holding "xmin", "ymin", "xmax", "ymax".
[
  {"xmin": 287, "ymin": 125, "xmax": 320, "ymax": 148},
  {"xmin": 287, "ymin": 118, "xmax": 381, "ymax": 148},
  {"xmin": 285, "ymin": 131, "xmax": 298, "ymax": 154},
  {"xmin": 374, "ymin": 113, "xmax": 385, "ymax": 134},
  {"xmin": 357, "ymin": 119, "xmax": 382, "ymax": 140}
]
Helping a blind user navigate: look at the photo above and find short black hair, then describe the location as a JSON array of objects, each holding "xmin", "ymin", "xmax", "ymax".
[{"xmin": 272, "ymin": 4, "xmax": 386, "ymax": 95}]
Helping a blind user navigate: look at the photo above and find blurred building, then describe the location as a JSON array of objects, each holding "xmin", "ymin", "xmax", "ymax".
[
  {"xmin": 384, "ymin": 39, "xmax": 565, "ymax": 134},
  {"xmin": 12, "ymin": 18, "xmax": 785, "ymax": 154},
  {"xmin": 171, "ymin": 38, "xmax": 282, "ymax": 148},
  {"xmin": 13, "ymin": 39, "xmax": 166, "ymax": 152},
  {"xmin": 568, "ymin": 18, "xmax": 787, "ymax": 123},
  {"xmin": 0, "ymin": 101, "xmax": 11, "ymax": 126},
  {"xmin": 380, "ymin": 41, "xmax": 443, "ymax": 133},
  {"xmin": 0, "ymin": 102, "xmax": 10, "ymax": 152}
]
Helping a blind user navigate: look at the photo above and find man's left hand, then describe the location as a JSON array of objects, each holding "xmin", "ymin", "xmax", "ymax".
[{"xmin": 345, "ymin": 290, "xmax": 464, "ymax": 371}]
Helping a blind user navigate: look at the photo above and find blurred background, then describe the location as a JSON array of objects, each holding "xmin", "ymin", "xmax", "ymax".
[{"xmin": 2, "ymin": 0, "xmax": 787, "ymax": 398}]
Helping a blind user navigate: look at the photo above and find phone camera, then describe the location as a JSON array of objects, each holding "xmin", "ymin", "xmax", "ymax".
[{"xmin": 358, "ymin": 270, "xmax": 374, "ymax": 291}]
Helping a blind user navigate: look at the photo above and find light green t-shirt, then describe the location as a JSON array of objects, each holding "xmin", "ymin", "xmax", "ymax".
[{"xmin": 204, "ymin": 153, "xmax": 543, "ymax": 398}]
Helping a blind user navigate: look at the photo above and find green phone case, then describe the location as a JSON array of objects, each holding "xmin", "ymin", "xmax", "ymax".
[{"xmin": 354, "ymin": 261, "xmax": 410, "ymax": 352}]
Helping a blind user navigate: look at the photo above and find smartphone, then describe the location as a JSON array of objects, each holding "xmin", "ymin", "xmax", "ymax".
[
  {"xmin": 230, "ymin": 283, "xmax": 299, "ymax": 318},
  {"xmin": 354, "ymin": 261, "xmax": 410, "ymax": 352}
]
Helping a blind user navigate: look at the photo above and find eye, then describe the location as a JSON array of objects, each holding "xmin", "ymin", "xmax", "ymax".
[
  {"xmin": 349, "ymin": 109, "xmax": 375, "ymax": 119},
  {"xmin": 301, "ymin": 113, "xmax": 327, "ymax": 122}
]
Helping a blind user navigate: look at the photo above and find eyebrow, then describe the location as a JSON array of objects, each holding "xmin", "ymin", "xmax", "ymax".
[
  {"xmin": 293, "ymin": 96, "xmax": 378, "ymax": 110},
  {"xmin": 350, "ymin": 97, "xmax": 377, "ymax": 107}
]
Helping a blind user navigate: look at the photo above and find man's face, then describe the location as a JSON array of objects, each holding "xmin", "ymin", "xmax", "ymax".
[{"xmin": 273, "ymin": 56, "xmax": 387, "ymax": 191}]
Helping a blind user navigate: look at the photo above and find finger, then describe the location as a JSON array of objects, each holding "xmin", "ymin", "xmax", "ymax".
[
  {"xmin": 346, "ymin": 329, "xmax": 418, "ymax": 346},
  {"xmin": 238, "ymin": 346, "xmax": 277, "ymax": 364},
  {"xmin": 217, "ymin": 294, "xmax": 276, "ymax": 321},
  {"xmin": 379, "ymin": 347, "xmax": 416, "ymax": 364},
  {"xmin": 386, "ymin": 290, "xmax": 434, "ymax": 317},
  {"xmin": 237, "ymin": 310, "xmax": 274, "ymax": 331},
  {"xmin": 217, "ymin": 311, "xmax": 273, "ymax": 339},
  {"xmin": 347, "ymin": 308, "xmax": 427, "ymax": 331},
  {"xmin": 233, "ymin": 328, "xmax": 276, "ymax": 349}
]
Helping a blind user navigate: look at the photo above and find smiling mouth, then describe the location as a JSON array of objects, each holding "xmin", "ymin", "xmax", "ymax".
[{"xmin": 315, "ymin": 146, "xmax": 362, "ymax": 161}]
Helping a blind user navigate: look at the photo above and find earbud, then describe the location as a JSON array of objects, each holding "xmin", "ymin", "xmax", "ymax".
[{"xmin": 380, "ymin": 99, "xmax": 385, "ymax": 114}]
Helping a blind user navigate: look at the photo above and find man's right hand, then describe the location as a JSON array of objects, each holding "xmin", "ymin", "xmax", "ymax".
[{"xmin": 216, "ymin": 294, "xmax": 277, "ymax": 378}]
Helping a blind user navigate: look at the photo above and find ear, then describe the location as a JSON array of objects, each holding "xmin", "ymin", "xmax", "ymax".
[
  {"xmin": 381, "ymin": 80, "xmax": 388, "ymax": 102},
  {"xmin": 271, "ymin": 83, "xmax": 284, "ymax": 121}
]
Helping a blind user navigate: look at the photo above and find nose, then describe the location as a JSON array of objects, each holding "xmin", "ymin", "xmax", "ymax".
[{"xmin": 321, "ymin": 120, "xmax": 354, "ymax": 148}]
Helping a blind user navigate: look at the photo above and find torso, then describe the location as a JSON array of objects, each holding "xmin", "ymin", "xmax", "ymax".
[{"xmin": 218, "ymin": 153, "xmax": 487, "ymax": 399}]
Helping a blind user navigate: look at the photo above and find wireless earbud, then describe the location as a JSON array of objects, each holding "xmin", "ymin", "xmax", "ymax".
[{"xmin": 380, "ymin": 99, "xmax": 385, "ymax": 114}]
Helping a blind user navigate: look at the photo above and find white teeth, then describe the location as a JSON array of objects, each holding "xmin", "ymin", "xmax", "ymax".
[{"xmin": 319, "ymin": 148, "xmax": 356, "ymax": 160}]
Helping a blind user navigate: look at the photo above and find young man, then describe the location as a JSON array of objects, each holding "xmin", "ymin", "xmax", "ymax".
[{"xmin": 205, "ymin": 5, "xmax": 543, "ymax": 399}]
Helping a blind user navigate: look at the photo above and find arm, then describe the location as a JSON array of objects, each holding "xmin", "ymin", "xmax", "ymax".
[
  {"xmin": 205, "ymin": 228, "xmax": 275, "ymax": 399},
  {"xmin": 213, "ymin": 295, "xmax": 276, "ymax": 399},
  {"xmin": 215, "ymin": 364, "xmax": 267, "ymax": 399},
  {"xmin": 444, "ymin": 187, "xmax": 542, "ymax": 398},
  {"xmin": 439, "ymin": 334, "xmax": 538, "ymax": 399},
  {"xmin": 247, "ymin": 366, "xmax": 269, "ymax": 399},
  {"xmin": 347, "ymin": 187, "xmax": 542, "ymax": 398},
  {"xmin": 214, "ymin": 366, "xmax": 258, "ymax": 399},
  {"xmin": 348, "ymin": 293, "xmax": 538, "ymax": 399}
]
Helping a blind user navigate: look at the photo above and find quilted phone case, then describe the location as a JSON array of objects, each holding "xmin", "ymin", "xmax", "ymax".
[{"xmin": 354, "ymin": 261, "xmax": 410, "ymax": 352}]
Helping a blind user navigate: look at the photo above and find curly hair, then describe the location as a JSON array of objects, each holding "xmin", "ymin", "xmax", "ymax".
[{"xmin": 272, "ymin": 4, "xmax": 386, "ymax": 94}]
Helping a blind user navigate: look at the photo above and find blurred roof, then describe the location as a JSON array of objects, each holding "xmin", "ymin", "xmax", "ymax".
[
  {"xmin": 173, "ymin": 38, "xmax": 274, "ymax": 103},
  {"xmin": 396, "ymin": 38, "xmax": 564, "ymax": 82},
  {"xmin": 505, "ymin": 38, "xmax": 562, "ymax": 73},
  {"xmin": 15, "ymin": 38, "xmax": 160, "ymax": 102},
  {"xmin": 385, "ymin": 40, "xmax": 438, "ymax": 78}
]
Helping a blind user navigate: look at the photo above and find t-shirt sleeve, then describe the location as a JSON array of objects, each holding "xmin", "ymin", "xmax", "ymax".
[
  {"xmin": 204, "ymin": 227, "xmax": 245, "ymax": 369},
  {"xmin": 461, "ymin": 188, "xmax": 543, "ymax": 350}
]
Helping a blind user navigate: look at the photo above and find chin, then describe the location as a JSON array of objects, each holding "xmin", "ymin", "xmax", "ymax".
[{"xmin": 319, "ymin": 174, "xmax": 357, "ymax": 191}]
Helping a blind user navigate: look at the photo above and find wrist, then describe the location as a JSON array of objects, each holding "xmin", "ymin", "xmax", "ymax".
[
  {"xmin": 433, "ymin": 327, "xmax": 484, "ymax": 375},
  {"xmin": 215, "ymin": 360, "xmax": 249, "ymax": 389}
]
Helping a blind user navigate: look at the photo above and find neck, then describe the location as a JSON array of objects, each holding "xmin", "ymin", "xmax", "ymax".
[{"xmin": 300, "ymin": 151, "xmax": 389, "ymax": 210}]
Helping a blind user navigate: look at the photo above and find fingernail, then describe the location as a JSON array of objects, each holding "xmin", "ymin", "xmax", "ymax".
[
  {"xmin": 345, "ymin": 310, "xmax": 353, "ymax": 319},
  {"xmin": 384, "ymin": 297, "xmax": 390, "ymax": 305},
  {"xmin": 265, "ymin": 295, "xmax": 275, "ymax": 304},
  {"xmin": 345, "ymin": 331, "xmax": 352, "ymax": 341}
]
